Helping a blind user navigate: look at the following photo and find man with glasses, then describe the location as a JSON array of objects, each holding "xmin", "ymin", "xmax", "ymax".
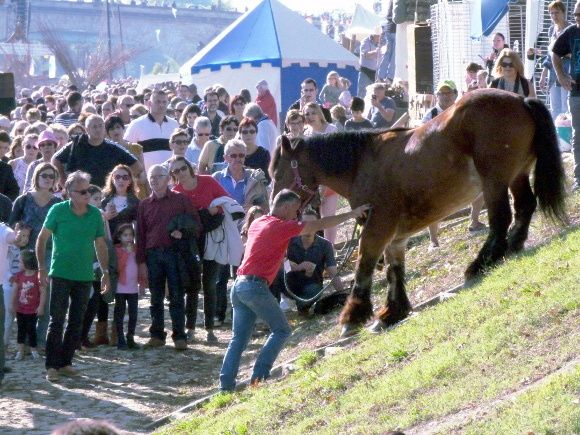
[
  {"xmin": 198, "ymin": 116, "xmax": 239, "ymax": 174},
  {"xmin": 552, "ymin": 0, "xmax": 580, "ymax": 191},
  {"xmin": 162, "ymin": 128, "xmax": 190, "ymax": 170},
  {"xmin": 52, "ymin": 115, "xmax": 141, "ymax": 188},
  {"xmin": 36, "ymin": 171, "xmax": 110, "ymax": 382},
  {"xmin": 117, "ymin": 95, "xmax": 135, "ymax": 126},
  {"xmin": 124, "ymin": 89, "xmax": 179, "ymax": 172},
  {"xmin": 185, "ymin": 116, "xmax": 212, "ymax": 165},
  {"xmin": 23, "ymin": 130, "xmax": 58, "ymax": 193},
  {"xmin": 201, "ymin": 91, "xmax": 222, "ymax": 138},
  {"xmin": 136, "ymin": 164, "xmax": 195, "ymax": 351}
]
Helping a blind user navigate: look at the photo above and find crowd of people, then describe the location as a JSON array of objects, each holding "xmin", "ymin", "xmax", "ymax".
[{"xmin": 0, "ymin": 0, "xmax": 578, "ymax": 395}]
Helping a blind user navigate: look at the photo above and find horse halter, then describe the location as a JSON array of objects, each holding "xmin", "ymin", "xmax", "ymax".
[{"xmin": 290, "ymin": 159, "xmax": 318, "ymax": 211}]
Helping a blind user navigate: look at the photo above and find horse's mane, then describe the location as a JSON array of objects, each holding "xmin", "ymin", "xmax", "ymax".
[{"xmin": 303, "ymin": 130, "xmax": 380, "ymax": 175}]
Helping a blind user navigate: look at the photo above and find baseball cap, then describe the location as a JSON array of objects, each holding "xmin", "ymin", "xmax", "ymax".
[
  {"xmin": 37, "ymin": 130, "xmax": 58, "ymax": 147},
  {"xmin": 436, "ymin": 80, "xmax": 458, "ymax": 93}
]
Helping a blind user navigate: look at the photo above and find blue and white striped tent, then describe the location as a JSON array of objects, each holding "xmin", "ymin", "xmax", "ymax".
[{"xmin": 179, "ymin": 0, "xmax": 359, "ymax": 122}]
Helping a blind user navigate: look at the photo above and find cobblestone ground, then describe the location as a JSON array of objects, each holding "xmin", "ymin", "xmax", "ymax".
[{"xmin": 0, "ymin": 295, "xmax": 244, "ymax": 434}]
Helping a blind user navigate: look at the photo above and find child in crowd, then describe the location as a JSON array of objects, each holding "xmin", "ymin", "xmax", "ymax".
[
  {"xmin": 319, "ymin": 71, "xmax": 342, "ymax": 109},
  {"xmin": 113, "ymin": 223, "xmax": 141, "ymax": 350},
  {"xmin": 338, "ymin": 77, "xmax": 353, "ymax": 110},
  {"xmin": 240, "ymin": 206, "xmax": 265, "ymax": 246},
  {"xmin": 345, "ymin": 97, "xmax": 374, "ymax": 131},
  {"xmin": 11, "ymin": 250, "xmax": 44, "ymax": 361},
  {"xmin": 3, "ymin": 222, "xmax": 31, "ymax": 348}
]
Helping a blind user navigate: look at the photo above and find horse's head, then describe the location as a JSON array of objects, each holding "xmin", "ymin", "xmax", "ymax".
[{"xmin": 269, "ymin": 135, "xmax": 319, "ymax": 207}]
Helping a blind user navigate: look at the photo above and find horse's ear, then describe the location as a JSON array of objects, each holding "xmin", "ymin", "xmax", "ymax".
[{"xmin": 280, "ymin": 135, "xmax": 293, "ymax": 156}]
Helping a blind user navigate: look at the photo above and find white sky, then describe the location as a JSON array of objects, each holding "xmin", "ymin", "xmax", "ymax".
[{"xmin": 229, "ymin": 0, "xmax": 376, "ymax": 15}]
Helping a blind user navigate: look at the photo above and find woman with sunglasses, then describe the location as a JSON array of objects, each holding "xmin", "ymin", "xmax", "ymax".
[
  {"xmin": 229, "ymin": 95, "xmax": 246, "ymax": 123},
  {"xmin": 489, "ymin": 49, "xmax": 536, "ymax": 98},
  {"xmin": 169, "ymin": 156, "xmax": 229, "ymax": 343},
  {"xmin": 101, "ymin": 164, "xmax": 140, "ymax": 237},
  {"xmin": 9, "ymin": 133, "xmax": 39, "ymax": 194},
  {"xmin": 9, "ymin": 163, "xmax": 61, "ymax": 352},
  {"xmin": 238, "ymin": 117, "xmax": 271, "ymax": 183},
  {"xmin": 198, "ymin": 116, "xmax": 239, "ymax": 174},
  {"xmin": 105, "ymin": 115, "xmax": 148, "ymax": 198}
]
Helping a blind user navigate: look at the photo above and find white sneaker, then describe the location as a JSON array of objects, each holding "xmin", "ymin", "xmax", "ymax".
[
  {"xmin": 14, "ymin": 352, "xmax": 24, "ymax": 361},
  {"xmin": 30, "ymin": 351, "xmax": 40, "ymax": 360}
]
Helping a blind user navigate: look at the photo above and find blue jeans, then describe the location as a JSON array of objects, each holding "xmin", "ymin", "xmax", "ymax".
[
  {"xmin": 549, "ymin": 85, "xmax": 569, "ymax": 119},
  {"xmin": 357, "ymin": 68, "xmax": 375, "ymax": 99},
  {"xmin": 219, "ymin": 277, "xmax": 292, "ymax": 391},
  {"xmin": 378, "ymin": 32, "xmax": 396, "ymax": 82},
  {"xmin": 0, "ymin": 284, "xmax": 5, "ymax": 383},
  {"xmin": 146, "ymin": 248, "xmax": 186, "ymax": 341},
  {"xmin": 569, "ymin": 96, "xmax": 580, "ymax": 185},
  {"xmin": 45, "ymin": 277, "xmax": 91, "ymax": 370}
]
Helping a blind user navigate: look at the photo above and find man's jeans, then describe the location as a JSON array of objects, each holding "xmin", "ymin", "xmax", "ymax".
[
  {"xmin": 146, "ymin": 248, "xmax": 186, "ymax": 341},
  {"xmin": 0, "ymin": 284, "xmax": 5, "ymax": 383},
  {"xmin": 45, "ymin": 277, "xmax": 91, "ymax": 370},
  {"xmin": 569, "ymin": 96, "xmax": 580, "ymax": 185},
  {"xmin": 220, "ymin": 277, "xmax": 292, "ymax": 391},
  {"xmin": 378, "ymin": 32, "xmax": 396, "ymax": 82}
]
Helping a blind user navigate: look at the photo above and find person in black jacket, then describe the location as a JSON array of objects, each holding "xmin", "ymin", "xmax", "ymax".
[{"xmin": 0, "ymin": 160, "xmax": 19, "ymax": 201}]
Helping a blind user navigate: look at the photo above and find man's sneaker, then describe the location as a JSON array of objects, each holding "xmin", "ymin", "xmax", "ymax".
[
  {"xmin": 59, "ymin": 365, "xmax": 81, "ymax": 377},
  {"xmin": 143, "ymin": 337, "xmax": 166, "ymax": 349},
  {"xmin": 206, "ymin": 330, "xmax": 218, "ymax": 343},
  {"xmin": 46, "ymin": 368, "xmax": 59, "ymax": 382},
  {"xmin": 30, "ymin": 351, "xmax": 40, "ymax": 360},
  {"xmin": 186, "ymin": 328, "xmax": 195, "ymax": 342},
  {"xmin": 14, "ymin": 352, "xmax": 23, "ymax": 361},
  {"xmin": 174, "ymin": 339, "xmax": 187, "ymax": 351}
]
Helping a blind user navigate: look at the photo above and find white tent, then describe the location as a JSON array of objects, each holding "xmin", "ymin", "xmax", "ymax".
[
  {"xmin": 347, "ymin": 3, "xmax": 383, "ymax": 41},
  {"xmin": 179, "ymin": 0, "xmax": 359, "ymax": 119}
]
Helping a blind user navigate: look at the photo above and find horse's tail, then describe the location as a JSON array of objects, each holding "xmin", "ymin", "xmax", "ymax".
[{"xmin": 523, "ymin": 97, "xmax": 568, "ymax": 224}]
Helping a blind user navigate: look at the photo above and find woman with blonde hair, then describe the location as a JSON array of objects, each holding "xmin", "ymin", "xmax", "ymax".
[
  {"xmin": 489, "ymin": 49, "xmax": 536, "ymax": 97},
  {"xmin": 303, "ymin": 102, "xmax": 337, "ymax": 136}
]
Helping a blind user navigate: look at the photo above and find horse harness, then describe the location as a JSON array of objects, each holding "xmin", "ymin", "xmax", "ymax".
[{"xmin": 290, "ymin": 159, "xmax": 318, "ymax": 212}]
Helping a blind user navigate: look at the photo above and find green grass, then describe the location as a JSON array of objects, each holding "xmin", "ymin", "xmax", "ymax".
[{"xmin": 158, "ymin": 228, "xmax": 580, "ymax": 435}]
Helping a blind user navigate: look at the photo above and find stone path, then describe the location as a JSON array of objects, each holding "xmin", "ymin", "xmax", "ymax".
[{"xmin": 0, "ymin": 296, "xmax": 247, "ymax": 434}]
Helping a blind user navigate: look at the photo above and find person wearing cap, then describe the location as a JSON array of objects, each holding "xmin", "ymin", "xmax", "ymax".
[
  {"xmin": 421, "ymin": 80, "xmax": 458, "ymax": 123},
  {"xmin": 421, "ymin": 80, "xmax": 487, "ymax": 247},
  {"xmin": 23, "ymin": 130, "xmax": 59, "ymax": 193},
  {"xmin": 255, "ymin": 80, "xmax": 278, "ymax": 127},
  {"xmin": 367, "ymin": 82, "xmax": 396, "ymax": 129},
  {"xmin": 357, "ymin": 30, "xmax": 383, "ymax": 99}
]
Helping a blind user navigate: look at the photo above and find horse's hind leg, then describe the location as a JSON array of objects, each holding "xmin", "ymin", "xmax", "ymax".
[
  {"xmin": 506, "ymin": 173, "xmax": 536, "ymax": 254},
  {"xmin": 373, "ymin": 238, "xmax": 411, "ymax": 331},
  {"xmin": 465, "ymin": 181, "xmax": 512, "ymax": 280}
]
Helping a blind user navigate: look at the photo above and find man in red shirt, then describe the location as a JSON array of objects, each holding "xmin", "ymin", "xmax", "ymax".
[{"xmin": 219, "ymin": 189, "xmax": 369, "ymax": 391}]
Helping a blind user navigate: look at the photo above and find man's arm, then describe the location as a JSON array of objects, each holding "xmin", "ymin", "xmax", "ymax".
[
  {"xmin": 551, "ymin": 53, "xmax": 574, "ymax": 91},
  {"xmin": 374, "ymin": 100, "xmax": 395, "ymax": 122},
  {"xmin": 36, "ymin": 227, "xmax": 52, "ymax": 288},
  {"xmin": 300, "ymin": 204, "xmax": 370, "ymax": 235},
  {"xmin": 94, "ymin": 236, "xmax": 110, "ymax": 295}
]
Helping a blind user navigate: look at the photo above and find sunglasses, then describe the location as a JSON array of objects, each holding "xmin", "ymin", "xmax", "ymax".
[
  {"xmin": 500, "ymin": 61, "xmax": 514, "ymax": 68},
  {"xmin": 172, "ymin": 139, "xmax": 189, "ymax": 146},
  {"xmin": 228, "ymin": 153, "xmax": 246, "ymax": 159},
  {"xmin": 196, "ymin": 133, "xmax": 210, "ymax": 137},
  {"xmin": 170, "ymin": 165, "xmax": 189, "ymax": 175},
  {"xmin": 73, "ymin": 189, "xmax": 91, "ymax": 196},
  {"xmin": 39, "ymin": 173, "xmax": 55, "ymax": 180},
  {"xmin": 241, "ymin": 129, "xmax": 256, "ymax": 135},
  {"xmin": 39, "ymin": 142, "xmax": 56, "ymax": 148},
  {"xmin": 114, "ymin": 174, "xmax": 131, "ymax": 181}
]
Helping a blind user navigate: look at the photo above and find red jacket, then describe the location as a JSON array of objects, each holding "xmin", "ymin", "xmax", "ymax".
[{"xmin": 255, "ymin": 90, "xmax": 278, "ymax": 126}]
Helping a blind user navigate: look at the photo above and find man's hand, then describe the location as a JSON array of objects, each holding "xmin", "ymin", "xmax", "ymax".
[
  {"xmin": 303, "ymin": 261, "xmax": 317, "ymax": 277},
  {"xmin": 351, "ymin": 204, "xmax": 371, "ymax": 219},
  {"xmin": 557, "ymin": 74, "xmax": 575, "ymax": 92},
  {"xmin": 38, "ymin": 270, "xmax": 49, "ymax": 288},
  {"xmin": 100, "ymin": 273, "xmax": 110, "ymax": 295},
  {"xmin": 170, "ymin": 230, "xmax": 183, "ymax": 239},
  {"xmin": 37, "ymin": 307, "xmax": 45, "ymax": 317},
  {"xmin": 208, "ymin": 206, "xmax": 220, "ymax": 216}
]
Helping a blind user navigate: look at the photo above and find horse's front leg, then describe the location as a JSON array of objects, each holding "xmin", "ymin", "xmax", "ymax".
[
  {"xmin": 339, "ymin": 226, "xmax": 390, "ymax": 337},
  {"xmin": 370, "ymin": 238, "xmax": 412, "ymax": 333}
]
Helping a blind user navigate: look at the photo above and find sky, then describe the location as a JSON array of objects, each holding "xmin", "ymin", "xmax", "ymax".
[{"xmin": 228, "ymin": 0, "xmax": 376, "ymax": 15}]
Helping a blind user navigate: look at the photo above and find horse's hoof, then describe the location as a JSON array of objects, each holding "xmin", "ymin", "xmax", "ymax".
[
  {"xmin": 368, "ymin": 319, "xmax": 389, "ymax": 334},
  {"xmin": 340, "ymin": 323, "xmax": 360, "ymax": 338}
]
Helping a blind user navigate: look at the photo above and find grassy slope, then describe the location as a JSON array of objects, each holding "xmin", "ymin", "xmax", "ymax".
[{"xmin": 159, "ymin": 227, "xmax": 580, "ymax": 435}]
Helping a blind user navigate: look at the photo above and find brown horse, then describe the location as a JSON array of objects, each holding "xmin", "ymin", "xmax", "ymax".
[{"xmin": 270, "ymin": 89, "xmax": 567, "ymax": 336}]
